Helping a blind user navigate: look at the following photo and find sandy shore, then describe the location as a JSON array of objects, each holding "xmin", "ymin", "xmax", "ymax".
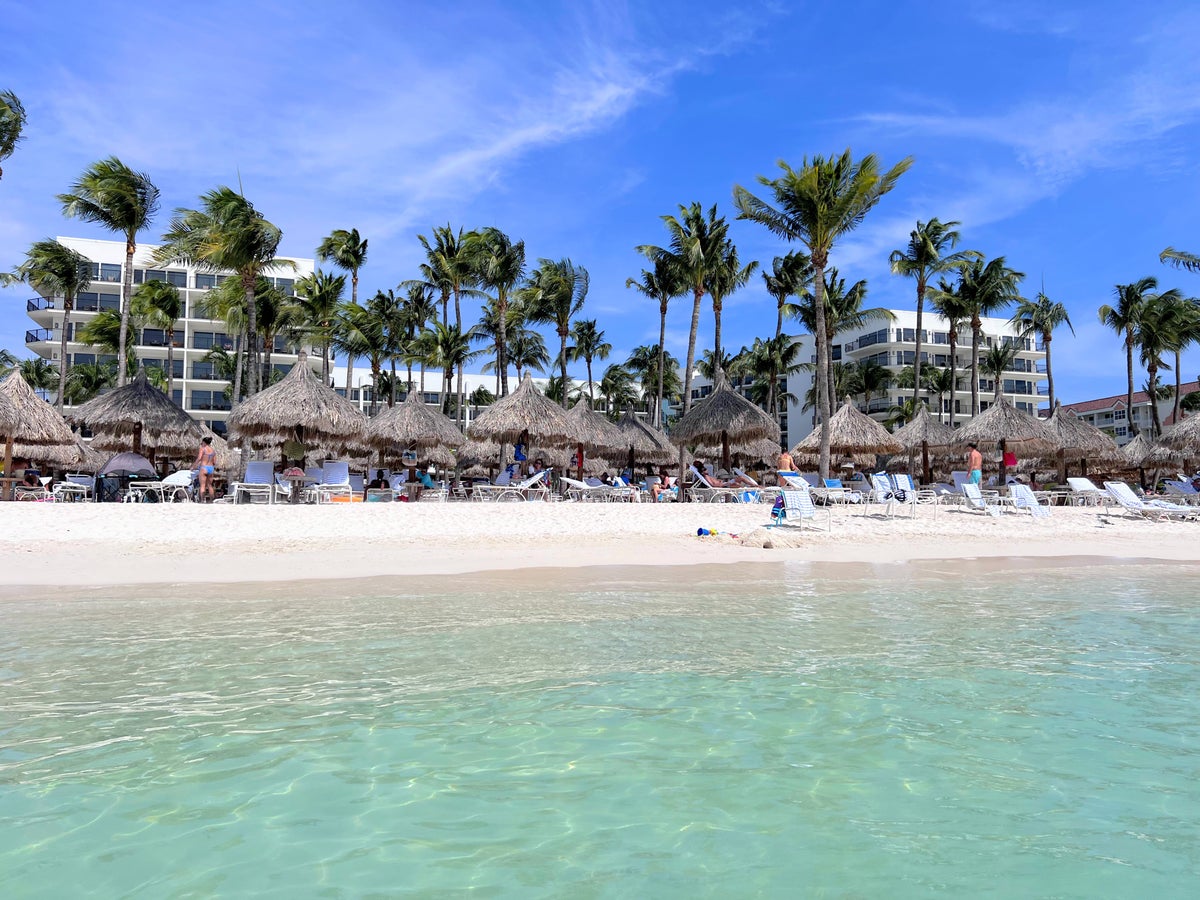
[{"xmin": 1, "ymin": 499, "xmax": 1198, "ymax": 589}]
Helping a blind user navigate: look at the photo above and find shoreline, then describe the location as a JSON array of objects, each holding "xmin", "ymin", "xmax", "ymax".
[{"xmin": 3, "ymin": 502, "xmax": 1200, "ymax": 592}]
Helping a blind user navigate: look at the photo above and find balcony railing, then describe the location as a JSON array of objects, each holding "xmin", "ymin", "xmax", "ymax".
[
  {"xmin": 26, "ymin": 328, "xmax": 55, "ymax": 343},
  {"xmin": 27, "ymin": 296, "xmax": 54, "ymax": 311}
]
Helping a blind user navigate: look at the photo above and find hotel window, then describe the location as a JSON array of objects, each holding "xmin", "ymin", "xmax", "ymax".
[
  {"xmin": 1116, "ymin": 426, "xmax": 1128, "ymax": 437},
  {"xmin": 1114, "ymin": 409, "xmax": 1126, "ymax": 420},
  {"xmin": 831, "ymin": 345, "xmax": 842, "ymax": 361},
  {"xmin": 208, "ymin": 419, "xmax": 227, "ymax": 436},
  {"xmin": 72, "ymin": 353, "xmax": 96, "ymax": 366},
  {"xmin": 422, "ymin": 392, "xmax": 439, "ymax": 404},
  {"xmin": 165, "ymin": 270, "xmax": 186, "ymax": 287},
  {"xmin": 171, "ymin": 389, "xmax": 183, "ymax": 406},
  {"xmin": 195, "ymin": 273, "xmax": 217, "ymax": 289},
  {"xmin": 140, "ymin": 328, "xmax": 166, "ymax": 347},
  {"xmin": 273, "ymin": 277, "xmax": 295, "ymax": 294},
  {"xmin": 190, "ymin": 390, "xmax": 230, "ymax": 411},
  {"xmin": 193, "ymin": 332, "xmax": 215, "ymax": 350},
  {"xmin": 76, "ymin": 292, "xmax": 99, "ymax": 312},
  {"xmin": 192, "ymin": 361, "xmax": 215, "ymax": 380}
]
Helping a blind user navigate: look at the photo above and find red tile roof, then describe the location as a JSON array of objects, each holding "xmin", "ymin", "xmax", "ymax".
[{"xmin": 1063, "ymin": 381, "xmax": 1200, "ymax": 415}]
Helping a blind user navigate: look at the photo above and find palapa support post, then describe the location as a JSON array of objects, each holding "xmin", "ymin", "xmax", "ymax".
[
  {"xmin": 921, "ymin": 440, "xmax": 931, "ymax": 487},
  {"xmin": 2, "ymin": 434, "xmax": 12, "ymax": 501},
  {"xmin": 721, "ymin": 431, "xmax": 731, "ymax": 474},
  {"xmin": 132, "ymin": 421, "xmax": 143, "ymax": 456},
  {"xmin": 998, "ymin": 438, "xmax": 1008, "ymax": 489}
]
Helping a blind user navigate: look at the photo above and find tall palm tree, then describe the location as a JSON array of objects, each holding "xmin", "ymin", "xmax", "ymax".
[
  {"xmin": 625, "ymin": 257, "xmax": 685, "ymax": 427},
  {"xmin": 637, "ymin": 202, "xmax": 729, "ymax": 420},
  {"xmin": 625, "ymin": 344, "xmax": 681, "ymax": 418},
  {"xmin": 889, "ymin": 218, "xmax": 976, "ymax": 409},
  {"xmin": 77, "ymin": 309, "xmax": 143, "ymax": 379},
  {"xmin": 598, "ymin": 364, "xmax": 638, "ymax": 417},
  {"xmin": 1160, "ymin": 248, "xmax": 1200, "ymax": 273},
  {"xmin": 418, "ymin": 322, "xmax": 486, "ymax": 415},
  {"xmin": 1009, "ymin": 291, "xmax": 1072, "ymax": 411},
  {"xmin": 292, "ymin": 269, "xmax": 346, "ymax": 380},
  {"xmin": 468, "ymin": 227, "xmax": 525, "ymax": 396},
  {"xmin": 925, "ymin": 366, "xmax": 959, "ymax": 424},
  {"xmin": 506, "ymin": 324, "xmax": 551, "ymax": 383},
  {"xmin": 1099, "ymin": 277, "xmax": 1157, "ymax": 435},
  {"xmin": 734, "ymin": 151, "xmax": 913, "ymax": 477},
  {"xmin": 1162, "ymin": 296, "xmax": 1200, "ymax": 425},
  {"xmin": 706, "ymin": 240, "xmax": 758, "ymax": 374},
  {"xmin": 954, "ymin": 256, "xmax": 1024, "ymax": 415},
  {"xmin": 1134, "ymin": 288, "xmax": 1185, "ymax": 436},
  {"xmin": 760, "ymin": 252, "xmax": 812, "ymax": 415},
  {"xmin": 927, "ymin": 277, "xmax": 971, "ymax": 428},
  {"xmin": 367, "ymin": 289, "xmax": 405, "ymax": 407},
  {"xmin": 18, "ymin": 357, "xmax": 61, "ymax": 397},
  {"xmin": 132, "ymin": 280, "xmax": 183, "ymax": 401},
  {"xmin": 399, "ymin": 282, "xmax": 438, "ymax": 393},
  {"xmin": 981, "ymin": 344, "xmax": 1019, "ymax": 401},
  {"xmin": 698, "ymin": 349, "xmax": 738, "ymax": 381},
  {"xmin": 340, "ymin": 300, "xmax": 390, "ymax": 415},
  {"xmin": 5, "ymin": 240, "xmax": 92, "ymax": 409},
  {"xmin": 850, "ymin": 358, "xmax": 893, "ymax": 409},
  {"xmin": 0, "ymin": 349, "xmax": 18, "ymax": 376},
  {"xmin": 567, "ymin": 319, "xmax": 610, "ymax": 405},
  {"xmin": 58, "ymin": 157, "xmax": 160, "ymax": 386},
  {"xmin": 317, "ymin": 228, "xmax": 368, "ymax": 307},
  {"xmin": 744, "ymin": 333, "xmax": 806, "ymax": 417},
  {"xmin": 0, "ymin": 90, "xmax": 27, "ymax": 181},
  {"xmin": 524, "ymin": 258, "xmax": 589, "ymax": 410},
  {"xmin": 156, "ymin": 187, "xmax": 288, "ymax": 396},
  {"xmin": 413, "ymin": 225, "xmax": 479, "ymax": 328}
]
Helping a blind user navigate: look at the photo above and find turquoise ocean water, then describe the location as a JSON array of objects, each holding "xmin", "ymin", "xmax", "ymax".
[{"xmin": 1, "ymin": 561, "xmax": 1198, "ymax": 897}]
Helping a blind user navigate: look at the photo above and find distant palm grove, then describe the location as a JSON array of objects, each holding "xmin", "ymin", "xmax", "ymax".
[{"xmin": 2, "ymin": 89, "xmax": 1198, "ymax": 474}]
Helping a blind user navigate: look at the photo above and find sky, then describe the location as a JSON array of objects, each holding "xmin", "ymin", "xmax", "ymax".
[{"xmin": 3, "ymin": 0, "xmax": 1200, "ymax": 405}]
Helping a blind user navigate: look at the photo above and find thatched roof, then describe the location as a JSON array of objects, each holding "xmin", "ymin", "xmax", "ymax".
[
  {"xmin": 0, "ymin": 387, "xmax": 16, "ymax": 433},
  {"xmin": 68, "ymin": 366, "xmax": 202, "ymax": 446},
  {"xmin": 464, "ymin": 372, "xmax": 573, "ymax": 445},
  {"xmin": 891, "ymin": 406, "xmax": 957, "ymax": 450},
  {"xmin": 1119, "ymin": 432, "xmax": 1155, "ymax": 467},
  {"xmin": 1157, "ymin": 412, "xmax": 1200, "ymax": 452},
  {"xmin": 562, "ymin": 399, "xmax": 627, "ymax": 454},
  {"xmin": 953, "ymin": 397, "xmax": 1056, "ymax": 451},
  {"xmin": 455, "ymin": 437, "xmax": 501, "ymax": 469},
  {"xmin": 792, "ymin": 398, "xmax": 903, "ymax": 456},
  {"xmin": 92, "ymin": 424, "xmax": 240, "ymax": 471},
  {"xmin": 368, "ymin": 390, "xmax": 465, "ymax": 451},
  {"xmin": 670, "ymin": 373, "xmax": 780, "ymax": 447},
  {"xmin": 615, "ymin": 411, "xmax": 675, "ymax": 464},
  {"xmin": 0, "ymin": 370, "xmax": 78, "ymax": 446},
  {"xmin": 226, "ymin": 351, "xmax": 367, "ymax": 445},
  {"xmin": 1042, "ymin": 403, "xmax": 1118, "ymax": 456},
  {"xmin": 696, "ymin": 437, "xmax": 783, "ymax": 465},
  {"xmin": 11, "ymin": 438, "xmax": 95, "ymax": 470}
]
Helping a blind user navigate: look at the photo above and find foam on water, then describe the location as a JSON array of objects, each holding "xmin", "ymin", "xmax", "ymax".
[{"xmin": 2, "ymin": 561, "xmax": 1198, "ymax": 896}]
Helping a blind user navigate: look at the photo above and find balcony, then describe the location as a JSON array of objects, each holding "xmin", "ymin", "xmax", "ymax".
[
  {"xmin": 26, "ymin": 296, "xmax": 55, "ymax": 311},
  {"xmin": 26, "ymin": 328, "xmax": 56, "ymax": 343},
  {"xmin": 1038, "ymin": 385, "xmax": 1050, "ymax": 396}
]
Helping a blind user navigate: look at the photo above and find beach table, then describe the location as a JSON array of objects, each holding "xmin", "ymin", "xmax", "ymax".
[{"xmin": 282, "ymin": 472, "xmax": 312, "ymax": 505}]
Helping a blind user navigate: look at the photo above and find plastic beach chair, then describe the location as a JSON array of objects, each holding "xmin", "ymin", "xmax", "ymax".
[
  {"xmin": 1067, "ymin": 477, "xmax": 1105, "ymax": 507},
  {"xmin": 962, "ymin": 483, "xmax": 1004, "ymax": 517},
  {"xmin": 1010, "ymin": 483, "xmax": 1050, "ymax": 519},
  {"xmin": 1104, "ymin": 481, "xmax": 1196, "ymax": 521},
  {"xmin": 769, "ymin": 485, "xmax": 829, "ymax": 530},
  {"xmin": 231, "ymin": 460, "xmax": 277, "ymax": 504},
  {"xmin": 316, "ymin": 460, "xmax": 354, "ymax": 503}
]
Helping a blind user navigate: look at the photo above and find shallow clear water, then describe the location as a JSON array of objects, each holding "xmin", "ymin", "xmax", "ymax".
[{"xmin": 2, "ymin": 561, "xmax": 1199, "ymax": 897}]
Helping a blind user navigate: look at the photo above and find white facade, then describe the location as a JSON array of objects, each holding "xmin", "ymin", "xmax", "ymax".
[
  {"xmin": 23, "ymin": 237, "xmax": 317, "ymax": 434},
  {"xmin": 691, "ymin": 309, "xmax": 1048, "ymax": 450}
]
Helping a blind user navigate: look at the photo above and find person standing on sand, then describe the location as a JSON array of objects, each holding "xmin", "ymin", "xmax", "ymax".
[
  {"xmin": 193, "ymin": 436, "xmax": 216, "ymax": 503},
  {"xmin": 966, "ymin": 442, "xmax": 983, "ymax": 485}
]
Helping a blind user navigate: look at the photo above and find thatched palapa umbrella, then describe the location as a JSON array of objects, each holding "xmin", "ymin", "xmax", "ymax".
[
  {"xmin": 892, "ymin": 406, "xmax": 957, "ymax": 485},
  {"xmin": 670, "ymin": 372, "xmax": 780, "ymax": 472},
  {"xmin": 1157, "ymin": 412, "xmax": 1200, "ymax": 454},
  {"xmin": 954, "ymin": 396, "xmax": 1056, "ymax": 487},
  {"xmin": 1, "ymin": 370, "xmax": 82, "ymax": 498},
  {"xmin": 368, "ymin": 389, "xmax": 464, "ymax": 475},
  {"xmin": 615, "ymin": 410, "xmax": 675, "ymax": 472},
  {"xmin": 226, "ymin": 351, "xmax": 367, "ymax": 465},
  {"xmin": 464, "ymin": 373, "xmax": 573, "ymax": 467},
  {"xmin": 563, "ymin": 398, "xmax": 627, "ymax": 480},
  {"xmin": 68, "ymin": 366, "xmax": 202, "ymax": 457},
  {"xmin": 1041, "ymin": 402, "xmax": 1119, "ymax": 482},
  {"xmin": 792, "ymin": 398, "xmax": 903, "ymax": 468}
]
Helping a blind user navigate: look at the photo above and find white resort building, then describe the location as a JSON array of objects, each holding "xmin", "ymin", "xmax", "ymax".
[
  {"xmin": 691, "ymin": 309, "xmax": 1049, "ymax": 451},
  {"xmin": 23, "ymin": 237, "xmax": 318, "ymax": 434}
]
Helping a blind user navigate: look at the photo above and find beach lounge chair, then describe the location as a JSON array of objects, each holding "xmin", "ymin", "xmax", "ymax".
[
  {"xmin": 817, "ymin": 478, "xmax": 862, "ymax": 505},
  {"xmin": 1162, "ymin": 480, "xmax": 1200, "ymax": 505},
  {"xmin": 558, "ymin": 475, "xmax": 613, "ymax": 501},
  {"xmin": 472, "ymin": 469, "xmax": 551, "ymax": 502},
  {"xmin": 865, "ymin": 473, "xmax": 897, "ymax": 516},
  {"xmin": 1066, "ymin": 477, "xmax": 1106, "ymax": 507},
  {"xmin": 733, "ymin": 468, "xmax": 779, "ymax": 504},
  {"xmin": 687, "ymin": 465, "xmax": 742, "ymax": 503},
  {"xmin": 961, "ymin": 483, "xmax": 1004, "ymax": 517},
  {"xmin": 1103, "ymin": 481, "xmax": 1197, "ymax": 521},
  {"xmin": 315, "ymin": 460, "xmax": 354, "ymax": 503},
  {"xmin": 231, "ymin": 460, "xmax": 278, "ymax": 504},
  {"xmin": 53, "ymin": 473, "xmax": 94, "ymax": 502},
  {"xmin": 769, "ymin": 485, "xmax": 830, "ymax": 530},
  {"xmin": 1010, "ymin": 483, "xmax": 1050, "ymax": 519},
  {"xmin": 892, "ymin": 473, "xmax": 939, "ymax": 518},
  {"xmin": 161, "ymin": 470, "xmax": 196, "ymax": 502}
]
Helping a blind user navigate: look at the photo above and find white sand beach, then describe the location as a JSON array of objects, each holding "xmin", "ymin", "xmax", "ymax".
[{"xmin": 2, "ymin": 500, "xmax": 1198, "ymax": 588}]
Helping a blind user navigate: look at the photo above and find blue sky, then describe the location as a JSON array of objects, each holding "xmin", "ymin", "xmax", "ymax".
[{"xmin": 3, "ymin": 0, "xmax": 1200, "ymax": 404}]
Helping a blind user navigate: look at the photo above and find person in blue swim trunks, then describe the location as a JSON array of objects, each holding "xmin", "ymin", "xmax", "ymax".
[
  {"xmin": 193, "ymin": 436, "xmax": 217, "ymax": 503},
  {"xmin": 967, "ymin": 442, "xmax": 983, "ymax": 485}
]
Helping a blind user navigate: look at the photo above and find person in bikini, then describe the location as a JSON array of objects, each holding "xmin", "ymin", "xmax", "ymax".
[{"xmin": 193, "ymin": 436, "xmax": 217, "ymax": 503}]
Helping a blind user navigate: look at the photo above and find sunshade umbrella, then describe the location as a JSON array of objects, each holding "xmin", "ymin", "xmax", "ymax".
[
  {"xmin": 792, "ymin": 397, "xmax": 903, "ymax": 460},
  {"xmin": 891, "ymin": 405, "xmax": 957, "ymax": 485},
  {"xmin": 464, "ymin": 372, "xmax": 574, "ymax": 467},
  {"xmin": 98, "ymin": 451, "xmax": 156, "ymax": 478},
  {"xmin": 368, "ymin": 390, "xmax": 465, "ymax": 476},
  {"xmin": 1041, "ymin": 402, "xmax": 1119, "ymax": 482},
  {"xmin": 562, "ymin": 398, "xmax": 627, "ymax": 480},
  {"xmin": 954, "ymin": 396, "xmax": 1057, "ymax": 487},
  {"xmin": 614, "ymin": 410, "xmax": 675, "ymax": 472},
  {"xmin": 68, "ymin": 365, "xmax": 202, "ymax": 456},
  {"xmin": 1, "ymin": 370, "xmax": 80, "ymax": 499},
  {"xmin": 670, "ymin": 372, "xmax": 781, "ymax": 472},
  {"xmin": 1156, "ymin": 412, "xmax": 1200, "ymax": 453},
  {"xmin": 226, "ymin": 350, "xmax": 368, "ymax": 465}
]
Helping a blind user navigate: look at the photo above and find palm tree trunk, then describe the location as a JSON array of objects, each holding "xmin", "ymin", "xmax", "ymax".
[
  {"xmin": 559, "ymin": 330, "xmax": 569, "ymax": 410},
  {"xmin": 372, "ymin": 363, "xmax": 381, "ymax": 415},
  {"xmin": 656, "ymin": 301, "xmax": 667, "ymax": 428},
  {"xmin": 457, "ymin": 363, "xmax": 464, "ymax": 428},
  {"xmin": 1148, "ymin": 363, "xmax": 1163, "ymax": 435},
  {"xmin": 1126, "ymin": 337, "xmax": 1137, "ymax": 435},
  {"xmin": 351, "ymin": 270, "xmax": 359, "ymax": 307},
  {"xmin": 713, "ymin": 298, "xmax": 723, "ymax": 378},
  {"xmin": 244, "ymin": 276, "xmax": 259, "ymax": 396},
  {"xmin": 442, "ymin": 365, "xmax": 452, "ymax": 414},
  {"xmin": 56, "ymin": 300, "xmax": 72, "ymax": 411},
  {"xmin": 681, "ymin": 287, "xmax": 703, "ymax": 417},
  {"xmin": 947, "ymin": 333, "xmax": 958, "ymax": 429},
  {"xmin": 912, "ymin": 280, "xmax": 925, "ymax": 410},
  {"xmin": 586, "ymin": 359, "xmax": 595, "ymax": 406},
  {"xmin": 390, "ymin": 359, "xmax": 397, "ymax": 407},
  {"xmin": 811, "ymin": 258, "xmax": 832, "ymax": 480},
  {"xmin": 117, "ymin": 238, "xmax": 135, "ymax": 387},
  {"xmin": 322, "ymin": 338, "xmax": 330, "ymax": 381},
  {"xmin": 970, "ymin": 320, "xmax": 981, "ymax": 415},
  {"xmin": 166, "ymin": 326, "xmax": 175, "ymax": 403},
  {"xmin": 263, "ymin": 335, "xmax": 272, "ymax": 386},
  {"xmin": 231, "ymin": 332, "xmax": 244, "ymax": 406},
  {"xmin": 419, "ymin": 362, "xmax": 425, "ymax": 394},
  {"xmin": 1173, "ymin": 349, "xmax": 1182, "ymax": 426},
  {"xmin": 497, "ymin": 290, "xmax": 509, "ymax": 397},
  {"xmin": 345, "ymin": 354, "xmax": 355, "ymax": 408},
  {"xmin": 1044, "ymin": 331, "xmax": 1054, "ymax": 412}
]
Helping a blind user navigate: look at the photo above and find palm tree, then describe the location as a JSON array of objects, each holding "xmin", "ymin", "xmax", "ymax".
[
  {"xmin": 850, "ymin": 358, "xmax": 893, "ymax": 409},
  {"xmin": 925, "ymin": 366, "xmax": 959, "ymax": 424},
  {"xmin": 568, "ymin": 319, "xmax": 611, "ymax": 406},
  {"xmin": 399, "ymin": 282, "xmax": 438, "ymax": 394},
  {"xmin": 885, "ymin": 396, "xmax": 922, "ymax": 429},
  {"xmin": 698, "ymin": 349, "xmax": 738, "ymax": 381},
  {"xmin": 1099, "ymin": 277, "xmax": 1157, "ymax": 435},
  {"xmin": 740, "ymin": 335, "xmax": 805, "ymax": 415},
  {"xmin": 340, "ymin": 299, "xmax": 391, "ymax": 415},
  {"xmin": 954, "ymin": 256, "xmax": 1024, "ymax": 415},
  {"xmin": 17, "ymin": 357, "xmax": 60, "ymax": 397},
  {"xmin": 598, "ymin": 364, "xmax": 637, "ymax": 416},
  {"xmin": 1162, "ymin": 296, "xmax": 1200, "ymax": 425},
  {"xmin": 1160, "ymin": 248, "xmax": 1200, "ymax": 273},
  {"xmin": 0, "ymin": 90, "xmax": 27, "ymax": 181},
  {"xmin": 706, "ymin": 240, "xmax": 758, "ymax": 374},
  {"xmin": 1009, "ymin": 291, "xmax": 1072, "ymax": 411},
  {"xmin": 981, "ymin": 344, "xmax": 1019, "ymax": 401},
  {"xmin": 413, "ymin": 225, "xmax": 479, "ymax": 328},
  {"xmin": 63, "ymin": 361, "xmax": 117, "ymax": 405},
  {"xmin": 418, "ymin": 322, "xmax": 485, "ymax": 414},
  {"xmin": 889, "ymin": 218, "xmax": 977, "ymax": 410},
  {"xmin": 505, "ymin": 324, "xmax": 551, "ymax": 383},
  {"xmin": 292, "ymin": 270, "xmax": 346, "ymax": 379},
  {"xmin": 734, "ymin": 151, "xmax": 913, "ymax": 477},
  {"xmin": 524, "ymin": 258, "xmax": 589, "ymax": 410},
  {"xmin": 468, "ymin": 227, "xmax": 525, "ymax": 396},
  {"xmin": 156, "ymin": 187, "xmax": 288, "ymax": 396},
  {"xmin": 5, "ymin": 240, "xmax": 92, "ymax": 409},
  {"xmin": 801, "ymin": 362, "xmax": 856, "ymax": 417},
  {"xmin": 544, "ymin": 373, "xmax": 580, "ymax": 407},
  {"xmin": 368, "ymin": 289, "xmax": 405, "ymax": 407},
  {"xmin": 927, "ymin": 277, "xmax": 971, "ymax": 428},
  {"xmin": 317, "ymin": 228, "xmax": 368, "ymax": 307},
  {"xmin": 625, "ymin": 257, "xmax": 685, "ymax": 427},
  {"xmin": 625, "ymin": 344, "xmax": 681, "ymax": 419},
  {"xmin": 132, "ymin": 280, "xmax": 183, "ymax": 400},
  {"xmin": 637, "ymin": 203, "xmax": 729, "ymax": 421},
  {"xmin": 1135, "ymin": 288, "xmax": 1185, "ymax": 436},
  {"xmin": 760, "ymin": 252, "xmax": 811, "ymax": 415},
  {"xmin": 57, "ymin": 157, "xmax": 160, "ymax": 387},
  {"xmin": 0, "ymin": 349, "xmax": 17, "ymax": 376},
  {"xmin": 77, "ymin": 308, "xmax": 140, "ymax": 379}
]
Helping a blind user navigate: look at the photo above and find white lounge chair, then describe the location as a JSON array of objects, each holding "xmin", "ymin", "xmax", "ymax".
[
  {"xmin": 687, "ymin": 465, "xmax": 742, "ymax": 503},
  {"xmin": 865, "ymin": 473, "xmax": 897, "ymax": 516},
  {"xmin": 1162, "ymin": 480, "xmax": 1200, "ymax": 506},
  {"xmin": 732, "ymin": 468, "xmax": 779, "ymax": 504},
  {"xmin": 892, "ymin": 473, "xmax": 939, "ymax": 518},
  {"xmin": 472, "ymin": 469, "xmax": 551, "ymax": 502},
  {"xmin": 769, "ymin": 485, "xmax": 829, "ymax": 530},
  {"xmin": 818, "ymin": 477, "xmax": 862, "ymax": 505},
  {"xmin": 1010, "ymin": 483, "xmax": 1050, "ymax": 519},
  {"xmin": 161, "ymin": 470, "xmax": 196, "ymax": 503},
  {"xmin": 1067, "ymin": 477, "xmax": 1106, "ymax": 507},
  {"xmin": 961, "ymin": 482, "xmax": 1005, "ymax": 517},
  {"xmin": 559, "ymin": 475, "xmax": 613, "ymax": 502},
  {"xmin": 231, "ymin": 460, "xmax": 278, "ymax": 504},
  {"xmin": 1104, "ymin": 481, "xmax": 1197, "ymax": 521},
  {"xmin": 315, "ymin": 460, "xmax": 354, "ymax": 503}
]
